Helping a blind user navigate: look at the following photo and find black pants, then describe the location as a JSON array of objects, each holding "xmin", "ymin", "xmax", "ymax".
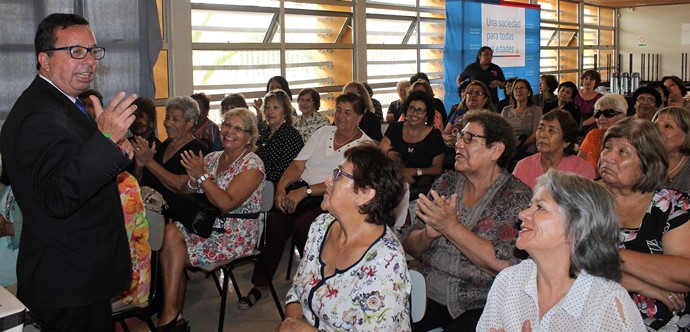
[
  {"xmin": 412, "ymin": 298, "xmax": 483, "ymax": 332},
  {"xmin": 30, "ymin": 299, "xmax": 113, "ymax": 332}
]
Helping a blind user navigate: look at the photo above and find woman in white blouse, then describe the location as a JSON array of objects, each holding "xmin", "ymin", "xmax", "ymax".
[{"xmin": 477, "ymin": 170, "xmax": 645, "ymax": 332}]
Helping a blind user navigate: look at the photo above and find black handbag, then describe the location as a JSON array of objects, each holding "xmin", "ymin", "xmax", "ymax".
[{"xmin": 166, "ymin": 193, "xmax": 260, "ymax": 238}]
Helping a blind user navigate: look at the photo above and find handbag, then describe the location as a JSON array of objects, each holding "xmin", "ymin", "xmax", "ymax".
[
  {"xmin": 166, "ymin": 193, "xmax": 261, "ymax": 238},
  {"xmin": 285, "ymin": 180, "xmax": 324, "ymax": 215}
]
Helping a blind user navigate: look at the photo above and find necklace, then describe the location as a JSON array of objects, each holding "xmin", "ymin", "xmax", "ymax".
[
  {"xmin": 669, "ymin": 154, "xmax": 686, "ymax": 175},
  {"xmin": 222, "ymin": 148, "xmax": 248, "ymax": 172},
  {"xmin": 408, "ymin": 142, "xmax": 416, "ymax": 154},
  {"xmin": 334, "ymin": 129, "xmax": 358, "ymax": 146}
]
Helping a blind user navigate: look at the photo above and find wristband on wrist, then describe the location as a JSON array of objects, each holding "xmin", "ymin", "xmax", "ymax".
[
  {"xmin": 197, "ymin": 173, "xmax": 212, "ymax": 186},
  {"xmin": 187, "ymin": 179, "xmax": 199, "ymax": 191}
]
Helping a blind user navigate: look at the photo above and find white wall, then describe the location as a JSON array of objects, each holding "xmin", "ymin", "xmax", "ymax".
[{"xmin": 618, "ymin": 4, "xmax": 690, "ymax": 80}]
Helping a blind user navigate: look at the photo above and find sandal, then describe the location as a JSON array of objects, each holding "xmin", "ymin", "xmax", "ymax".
[{"xmin": 238, "ymin": 287, "xmax": 264, "ymax": 310}]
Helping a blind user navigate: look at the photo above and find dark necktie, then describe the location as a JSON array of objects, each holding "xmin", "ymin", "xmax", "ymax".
[{"xmin": 75, "ymin": 99, "xmax": 90, "ymax": 119}]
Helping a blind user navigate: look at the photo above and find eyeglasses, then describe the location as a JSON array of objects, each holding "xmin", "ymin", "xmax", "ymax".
[
  {"xmin": 593, "ymin": 109, "xmax": 623, "ymax": 119},
  {"xmin": 332, "ymin": 167, "xmax": 354, "ymax": 182},
  {"xmin": 513, "ymin": 87, "xmax": 528, "ymax": 91},
  {"xmin": 636, "ymin": 96, "xmax": 656, "ymax": 104},
  {"xmin": 407, "ymin": 106, "xmax": 427, "ymax": 114},
  {"xmin": 298, "ymin": 98, "xmax": 314, "ymax": 103},
  {"xmin": 221, "ymin": 123, "xmax": 249, "ymax": 133},
  {"xmin": 456, "ymin": 131, "xmax": 487, "ymax": 144},
  {"xmin": 43, "ymin": 45, "xmax": 106, "ymax": 60},
  {"xmin": 465, "ymin": 90, "xmax": 485, "ymax": 97}
]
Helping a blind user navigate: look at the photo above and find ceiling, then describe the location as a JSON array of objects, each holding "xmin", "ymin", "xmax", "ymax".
[{"xmin": 583, "ymin": 0, "xmax": 690, "ymax": 8}]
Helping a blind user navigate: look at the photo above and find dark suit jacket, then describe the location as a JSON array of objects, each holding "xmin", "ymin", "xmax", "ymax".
[{"xmin": 0, "ymin": 76, "xmax": 131, "ymax": 309}]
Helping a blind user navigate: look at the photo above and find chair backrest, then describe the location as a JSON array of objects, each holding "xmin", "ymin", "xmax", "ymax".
[
  {"xmin": 146, "ymin": 209, "xmax": 165, "ymax": 251},
  {"xmin": 409, "ymin": 269, "xmax": 427, "ymax": 323},
  {"xmin": 261, "ymin": 180, "xmax": 274, "ymax": 213}
]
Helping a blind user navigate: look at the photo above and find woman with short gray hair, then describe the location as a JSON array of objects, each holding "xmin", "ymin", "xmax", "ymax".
[
  {"xmin": 478, "ymin": 170, "xmax": 645, "ymax": 331},
  {"xmin": 132, "ymin": 96, "xmax": 208, "ymax": 210},
  {"xmin": 600, "ymin": 118, "xmax": 690, "ymax": 330},
  {"xmin": 577, "ymin": 93, "xmax": 628, "ymax": 170}
]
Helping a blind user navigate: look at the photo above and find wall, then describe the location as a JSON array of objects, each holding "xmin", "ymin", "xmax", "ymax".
[{"xmin": 618, "ymin": 4, "xmax": 690, "ymax": 80}]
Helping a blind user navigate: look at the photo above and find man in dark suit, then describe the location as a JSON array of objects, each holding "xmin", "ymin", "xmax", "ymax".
[{"xmin": 0, "ymin": 13, "xmax": 138, "ymax": 330}]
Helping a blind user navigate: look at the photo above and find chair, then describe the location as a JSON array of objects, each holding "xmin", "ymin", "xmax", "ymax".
[
  {"xmin": 409, "ymin": 269, "xmax": 426, "ymax": 324},
  {"xmin": 285, "ymin": 237, "xmax": 299, "ymax": 280},
  {"xmin": 198, "ymin": 180, "xmax": 285, "ymax": 332},
  {"xmin": 111, "ymin": 209, "xmax": 166, "ymax": 332}
]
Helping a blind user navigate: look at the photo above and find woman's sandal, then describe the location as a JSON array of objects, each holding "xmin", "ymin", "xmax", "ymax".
[
  {"xmin": 238, "ymin": 287, "xmax": 264, "ymax": 310},
  {"xmin": 157, "ymin": 312, "xmax": 190, "ymax": 332}
]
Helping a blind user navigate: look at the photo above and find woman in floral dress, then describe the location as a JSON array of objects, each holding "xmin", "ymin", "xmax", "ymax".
[
  {"xmin": 156, "ymin": 108, "xmax": 264, "ymax": 330},
  {"xmin": 599, "ymin": 118, "xmax": 690, "ymax": 331},
  {"xmin": 280, "ymin": 144, "xmax": 410, "ymax": 331}
]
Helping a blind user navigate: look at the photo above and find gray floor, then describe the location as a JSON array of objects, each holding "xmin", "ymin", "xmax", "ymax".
[{"xmin": 129, "ymin": 245, "xmax": 299, "ymax": 331}]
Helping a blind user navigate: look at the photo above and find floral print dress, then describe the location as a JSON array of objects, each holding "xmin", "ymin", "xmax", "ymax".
[
  {"xmin": 619, "ymin": 188, "xmax": 690, "ymax": 331},
  {"xmin": 286, "ymin": 213, "xmax": 411, "ymax": 331},
  {"xmin": 175, "ymin": 151, "xmax": 264, "ymax": 266}
]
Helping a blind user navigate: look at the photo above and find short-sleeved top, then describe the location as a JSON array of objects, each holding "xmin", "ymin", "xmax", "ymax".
[
  {"xmin": 578, "ymin": 128, "xmax": 603, "ymax": 171},
  {"xmin": 434, "ymin": 98, "xmax": 448, "ymax": 125},
  {"xmin": 460, "ymin": 62, "xmax": 506, "ymax": 106},
  {"xmin": 256, "ymin": 123, "xmax": 304, "ymax": 183},
  {"xmin": 177, "ymin": 152, "xmax": 265, "ymax": 267},
  {"xmin": 139, "ymin": 139, "xmax": 208, "ymax": 204},
  {"xmin": 387, "ymin": 100, "xmax": 405, "ymax": 123},
  {"xmin": 296, "ymin": 126, "xmax": 372, "ymax": 185},
  {"xmin": 193, "ymin": 117, "xmax": 222, "ymax": 151},
  {"xmin": 513, "ymin": 154, "xmax": 596, "ymax": 190},
  {"xmin": 383, "ymin": 122, "xmax": 445, "ymax": 168},
  {"xmin": 294, "ymin": 112, "xmax": 330, "ymax": 143},
  {"xmin": 619, "ymin": 188, "xmax": 690, "ymax": 331},
  {"xmin": 477, "ymin": 259, "xmax": 646, "ymax": 332},
  {"xmin": 401, "ymin": 170, "xmax": 532, "ymax": 318},
  {"xmin": 501, "ymin": 105, "xmax": 543, "ymax": 138},
  {"xmin": 285, "ymin": 213, "xmax": 411, "ymax": 331}
]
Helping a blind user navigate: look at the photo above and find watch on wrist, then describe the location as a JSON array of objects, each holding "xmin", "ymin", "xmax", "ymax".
[
  {"xmin": 416, "ymin": 168, "xmax": 422, "ymax": 176},
  {"xmin": 197, "ymin": 173, "xmax": 211, "ymax": 186},
  {"xmin": 305, "ymin": 184, "xmax": 312, "ymax": 196}
]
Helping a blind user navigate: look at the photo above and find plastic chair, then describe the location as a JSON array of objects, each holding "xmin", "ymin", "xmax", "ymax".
[
  {"xmin": 409, "ymin": 269, "xmax": 426, "ymax": 324},
  {"xmin": 111, "ymin": 209, "xmax": 166, "ymax": 331},
  {"xmin": 197, "ymin": 180, "xmax": 285, "ymax": 332}
]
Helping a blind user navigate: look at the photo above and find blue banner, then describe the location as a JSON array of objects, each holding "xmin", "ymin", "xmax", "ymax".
[{"xmin": 444, "ymin": 0, "xmax": 541, "ymax": 109}]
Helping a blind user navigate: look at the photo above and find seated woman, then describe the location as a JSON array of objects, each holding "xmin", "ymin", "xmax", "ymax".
[
  {"xmin": 399, "ymin": 79, "xmax": 444, "ymax": 131},
  {"xmin": 577, "ymin": 94, "xmax": 628, "ymax": 170},
  {"xmin": 130, "ymin": 96, "xmax": 161, "ymax": 147},
  {"xmin": 220, "ymin": 93, "xmax": 248, "ymax": 117},
  {"xmin": 443, "ymin": 80, "xmax": 493, "ymax": 145},
  {"xmin": 293, "ymin": 88, "xmax": 330, "ymax": 143},
  {"xmin": 386, "ymin": 80, "xmax": 411, "ymax": 124},
  {"xmin": 599, "ymin": 119, "xmax": 690, "ymax": 331},
  {"xmin": 253, "ymin": 76, "xmax": 293, "ymax": 126},
  {"xmin": 241, "ymin": 93, "xmax": 373, "ymax": 310},
  {"xmin": 343, "ymin": 81, "xmax": 383, "ymax": 141},
  {"xmin": 532, "ymin": 74, "xmax": 558, "ymax": 109},
  {"xmin": 380, "ymin": 90, "xmax": 444, "ymax": 199},
  {"xmin": 631, "ymin": 86, "xmax": 662, "ymax": 121},
  {"xmin": 542, "ymin": 81, "xmax": 581, "ymax": 127},
  {"xmin": 574, "ymin": 69, "xmax": 604, "ymax": 135},
  {"xmin": 0, "ymin": 166, "xmax": 21, "ymax": 291},
  {"xmin": 513, "ymin": 110, "xmax": 595, "ymax": 190},
  {"xmin": 653, "ymin": 106, "xmax": 690, "ymax": 192},
  {"xmin": 133, "ymin": 96, "xmax": 208, "ymax": 214},
  {"xmin": 477, "ymin": 170, "xmax": 645, "ymax": 331},
  {"xmin": 256, "ymin": 89, "xmax": 304, "ymax": 184},
  {"xmin": 403, "ymin": 110, "xmax": 532, "ymax": 331},
  {"xmin": 156, "ymin": 108, "xmax": 265, "ymax": 329},
  {"xmin": 280, "ymin": 144, "xmax": 410, "ymax": 331},
  {"xmin": 501, "ymin": 78, "xmax": 542, "ymax": 164},
  {"xmin": 662, "ymin": 75, "xmax": 690, "ymax": 110}
]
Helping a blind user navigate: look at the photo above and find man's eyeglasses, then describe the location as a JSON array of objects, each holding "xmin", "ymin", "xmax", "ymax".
[
  {"xmin": 43, "ymin": 45, "xmax": 106, "ymax": 60},
  {"xmin": 456, "ymin": 131, "xmax": 487, "ymax": 144},
  {"xmin": 593, "ymin": 109, "xmax": 623, "ymax": 119},
  {"xmin": 221, "ymin": 123, "xmax": 249, "ymax": 133},
  {"xmin": 332, "ymin": 168, "xmax": 354, "ymax": 182},
  {"xmin": 407, "ymin": 106, "xmax": 427, "ymax": 114},
  {"xmin": 465, "ymin": 90, "xmax": 486, "ymax": 97}
]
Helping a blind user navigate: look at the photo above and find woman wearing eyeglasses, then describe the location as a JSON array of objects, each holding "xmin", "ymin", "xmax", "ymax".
[
  {"xmin": 403, "ymin": 110, "xmax": 531, "ymax": 331},
  {"xmin": 294, "ymin": 88, "xmax": 330, "ymax": 143},
  {"xmin": 279, "ymin": 144, "xmax": 410, "ymax": 332},
  {"xmin": 631, "ymin": 86, "xmax": 662, "ymax": 121},
  {"xmin": 442, "ymin": 80, "xmax": 493, "ymax": 146},
  {"xmin": 380, "ymin": 90, "xmax": 445, "ymax": 200},
  {"xmin": 577, "ymin": 94, "xmax": 628, "ymax": 170}
]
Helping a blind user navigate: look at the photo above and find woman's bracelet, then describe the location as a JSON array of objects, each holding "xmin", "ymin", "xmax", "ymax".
[{"xmin": 187, "ymin": 179, "xmax": 199, "ymax": 191}]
